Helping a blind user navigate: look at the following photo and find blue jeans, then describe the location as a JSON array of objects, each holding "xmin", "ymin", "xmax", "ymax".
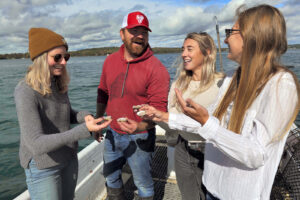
[
  {"xmin": 25, "ymin": 158, "xmax": 78, "ymax": 200},
  {"xmin": 103, "ymin": 127, "xmax": 155, "ymax": 197}
]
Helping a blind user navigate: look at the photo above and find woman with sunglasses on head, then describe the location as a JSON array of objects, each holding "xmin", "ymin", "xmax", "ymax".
[
  {"xmin": 141, "ymin": 4, "xmax": 300, "ymax": 200},
  {"xmin": 161, "ymin": 32, "xmax": 224, "ymax": 200},
  {"xmin": 14, "ymin": 27, "xmax": 111, "ymax": 200}
]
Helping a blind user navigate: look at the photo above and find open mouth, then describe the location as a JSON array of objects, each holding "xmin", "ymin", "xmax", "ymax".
[
  {"xmin": 53, "ymin": 65, "xmax": 63, "ymax": 69},
  {"xmin": 133, "ymin": 41, "xmax": 143, "ymax": 46},
  {"xmin": 132, "ymin": 38, "xmax": 144, "ymax": 46},
  {"xmin": 183, "ymin": 58, "xmax": 191, "ymax": 63}
]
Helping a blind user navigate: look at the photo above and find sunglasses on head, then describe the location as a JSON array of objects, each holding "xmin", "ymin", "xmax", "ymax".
[
  {"xmin": 225, "ymin": 29, "xmax": 240, "ymax": 38},
  {"xmin": 52, "ymin": 53, "xmax": 70, "ymax": 63},
  {"xmin": 198, "ymin": 31, "xmax": 208, "ymax": 35}
]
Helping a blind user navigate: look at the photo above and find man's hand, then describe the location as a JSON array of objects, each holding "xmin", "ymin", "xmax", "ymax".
[
  {"xmin": 175, "ymin": 88, "xmax": 209, "ymax": 125},
  {"xmin": 93, "ymin": 131, "xmax": 105, "ymax": 142},
  {"xmin": 118, "ymin": 118, "xmax": 139, "ymax": 134}
]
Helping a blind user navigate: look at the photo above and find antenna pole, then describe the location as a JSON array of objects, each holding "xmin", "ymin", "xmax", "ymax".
[{"xmin": 214, "ymin": 16, "xmax": 223, "ymax": 72}]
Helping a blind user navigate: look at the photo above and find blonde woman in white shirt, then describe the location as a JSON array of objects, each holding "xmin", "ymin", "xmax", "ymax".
[
  {"xmin": 164, "ymin": 32, "xmax": 224, "ymax": 200},
  {"xmin": 140, "ymin": 4, "xmax": 300, "ymax": 200}
]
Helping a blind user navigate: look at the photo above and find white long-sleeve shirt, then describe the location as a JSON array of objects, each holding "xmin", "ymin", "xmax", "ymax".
[{"xmin": 169, "ymin": 71, "xmax": 298, "ymax": 200}]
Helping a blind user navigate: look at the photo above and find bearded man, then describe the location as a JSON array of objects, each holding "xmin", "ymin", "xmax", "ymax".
[{"xmin": 95, "ymin": 11, "xmax": 170, "ymax": 200}]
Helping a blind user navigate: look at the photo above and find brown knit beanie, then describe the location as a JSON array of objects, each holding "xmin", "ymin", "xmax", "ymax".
[{"xmin": 28, "ymin": 27, "xmax": 68, "ymax": 61}]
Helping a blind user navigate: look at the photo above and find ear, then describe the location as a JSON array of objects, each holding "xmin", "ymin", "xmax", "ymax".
[
  {"xmin": 206, "ymin": 49, "xmax": 211, "ymax": 55},
  {"xmin": 120, "ymin": 29, "xmax": 125, "ymax": 42}
]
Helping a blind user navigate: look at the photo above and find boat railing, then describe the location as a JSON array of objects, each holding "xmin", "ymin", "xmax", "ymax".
[
  {"xmin": 13, "ymin": 125, "xmax": 176, "ymax": 200},
  {"xmin": 13, "ymin": 140, "xmax": 107, "ymax": 200}
]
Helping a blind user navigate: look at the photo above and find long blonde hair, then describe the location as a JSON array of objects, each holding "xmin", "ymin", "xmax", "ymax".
[
  {"xmin": 214, "ymin": 4, "xmax": 300, "ymax": 138},
  {"xmin": 25, "ymin": 52, "xmax": 69, "ymax": 95},
  {"xmin": 172, "ymin": 32, "xmax": 224, "ymax": 109}
]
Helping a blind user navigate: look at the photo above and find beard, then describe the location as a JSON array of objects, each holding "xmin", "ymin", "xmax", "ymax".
[{"xmin": 123, "ymin": 37, "xmax": 148, "ymax": 58}]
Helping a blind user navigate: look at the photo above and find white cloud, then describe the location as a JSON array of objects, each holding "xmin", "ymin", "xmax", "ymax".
[{"xmin": 0, "ymin": 0, "xmax": 299, "ymax": 54}]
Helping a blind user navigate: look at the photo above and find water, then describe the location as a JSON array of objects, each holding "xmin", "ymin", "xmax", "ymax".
[{"xmin": 0, "ymin": 50, "xmax": 299, "ymax": 200}]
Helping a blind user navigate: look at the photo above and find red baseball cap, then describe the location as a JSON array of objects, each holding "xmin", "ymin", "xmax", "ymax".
[{"xmin": 121, "ymin": 11, "xmax": 152, "ymax": 32}]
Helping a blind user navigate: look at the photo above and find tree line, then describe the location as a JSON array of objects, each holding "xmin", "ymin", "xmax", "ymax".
[
  {"xmin": 0, "ymin": 47, "xmax": 183, "ymax": 59},
  {"xmin": 0, "ymin": 45, "xmax": 298, "ymax": 60}
]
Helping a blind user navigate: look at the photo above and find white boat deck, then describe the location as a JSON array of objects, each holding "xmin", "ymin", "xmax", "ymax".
[{"xmin": 120, "ymin": 137, "xmax": 181, "ymax": 200}]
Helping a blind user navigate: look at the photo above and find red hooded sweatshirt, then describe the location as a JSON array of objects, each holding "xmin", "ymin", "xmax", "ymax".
[{"xmin": 97, "ymin": 44, "xmax": 170, "ymax": 134}]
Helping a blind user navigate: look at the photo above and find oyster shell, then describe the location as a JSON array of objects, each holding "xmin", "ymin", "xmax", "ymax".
[
  {"xmin": 136, "ymin": 110, "xmax": 146, "ymax": 116},
  {"xmin": 117, "ymin": 117, "xmax": 128, "ymax": 122},
  {"xmin": 103, "ymin": 116, "xmax": 112, "ymax": 121}
]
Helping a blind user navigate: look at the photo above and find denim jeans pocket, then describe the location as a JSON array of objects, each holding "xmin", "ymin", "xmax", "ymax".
[
  {"xmin": 26, "ymin": 159, "xmax": 62, "ymax": 179},
  {"xmin": 133, "ymin": 132, "xmax": 155, "ymax": 152}
]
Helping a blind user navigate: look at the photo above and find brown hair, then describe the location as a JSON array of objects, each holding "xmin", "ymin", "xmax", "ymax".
[{"xmin": 214, "ymin": 4, "xmax": 300, "ymax": 139}]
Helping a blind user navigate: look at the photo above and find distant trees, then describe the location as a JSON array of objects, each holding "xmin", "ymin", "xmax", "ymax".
[
  {"xmin": 289, "ymin": 44, "xmax": 300, "ymax": 49},
  {"xmin": 0, "ymin": 53, "xmax": 30, "ymax": 59},
  {"xmin": 0, "ymin": 45, "xmax": 298, "ymax": 60},
  {"xmin": 69, "ymin": 47, "xmax": 184, "ymax": 56},
  {"xmin": 70, "ymin": 47, "xmax": 120, "ymax": 57},
  {"xmin": 0, "ymin": 47, "xmax": 181, "ymax": 59}
]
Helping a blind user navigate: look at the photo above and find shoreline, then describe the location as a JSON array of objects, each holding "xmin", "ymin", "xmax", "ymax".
[
  {"xmin": 1, "ymin": 45, "xmax": 299, "ymax": 60},
  {"xmin": 0, "ymin": 47, "xmax": 230, "ymax": 60}
]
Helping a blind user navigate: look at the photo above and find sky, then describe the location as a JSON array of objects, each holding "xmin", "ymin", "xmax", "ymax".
[{"xmin": 0, "ymin": 0, "xmax": 299, "ymax": 54}]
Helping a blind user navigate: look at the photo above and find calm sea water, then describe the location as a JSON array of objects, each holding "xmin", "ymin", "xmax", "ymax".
[{"xmin": 0, "ymin": 50, "xmax": 299, "ymax": 200}]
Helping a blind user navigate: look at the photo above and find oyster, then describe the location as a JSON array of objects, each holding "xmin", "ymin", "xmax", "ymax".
[
  {"xmin": 103, "ymin": 116, "xmax": 112, "ymax": 121},
  {"xmin": 136, "ymin": 110, "xmax": 146, "ymax": 117},
  {"xmin": 132, "ymin": 105, "xmax": 142, "ymax": 109},
  {"xmin": 117, "ymin": 117, "xmax": 128, "ymax": 122}
]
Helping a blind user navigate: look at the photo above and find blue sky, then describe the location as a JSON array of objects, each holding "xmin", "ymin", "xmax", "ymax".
[{"xmin": 0, "ymin": 0, "xmax": 299, "ymax": 54}]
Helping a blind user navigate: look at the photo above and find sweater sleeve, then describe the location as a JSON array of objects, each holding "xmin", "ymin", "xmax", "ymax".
[
  {"xmin": 168, "ymin": 82, "xmax": 176, "ymax": 111},
  {"xmin": 67, "ymin": 94, "xmax": 91, "ymax": 124},
  {"xmin": 158, "ymin": 82, "xmax": 179, "ymax": 144},
  {"xmin": 169, "ymin": 73, "xmax": 298, "ymax": 169},
  {"xmin": 14, "ymin": 83, "xmax": 91, "ymax": 156},
  {"xmin": 97, "ymin": 59, "xmax": 109, "ymax": 104},
  {"xmin": 69, "ymin": 107, "xmax": 91, "ymax": 124},
  {"xmin": 147, "ymin": 61, "xmax": 170, "ymax": 112}
]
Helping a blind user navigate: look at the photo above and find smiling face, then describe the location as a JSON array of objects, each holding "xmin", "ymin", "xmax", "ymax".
[
  {"xmin": 181, "ymin": 38, "xmax": 206, "ymax": 76},
  {"xmin": 120, "ymin": 26, "xmax": 149, "ymax": 61},
  {"xmin": 47, "ymin": 46, "xmax": 68, "ymax": 76},
  {"xmin": 224, "ymin": 21, "xmax": 244, "ymax": 64}
]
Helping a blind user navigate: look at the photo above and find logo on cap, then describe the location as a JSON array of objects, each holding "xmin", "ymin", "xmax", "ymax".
[
  {"xmin": 121, "ymin": 11, "xmax": 152, "ymax": 32},
  {"xmin": 136, "ymin": 15, "xmax": 144, "ymax": 24}
]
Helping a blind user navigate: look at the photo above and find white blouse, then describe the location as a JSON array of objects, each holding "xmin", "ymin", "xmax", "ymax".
[{"xmin": 168, "ymin": 71, "xmax": 298, "ymax": 200}]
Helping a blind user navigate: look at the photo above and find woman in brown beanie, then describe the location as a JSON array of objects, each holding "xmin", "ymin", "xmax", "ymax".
[{"xmin": 14, "ymin": 27, "xmax": 111, "ymax": 200}]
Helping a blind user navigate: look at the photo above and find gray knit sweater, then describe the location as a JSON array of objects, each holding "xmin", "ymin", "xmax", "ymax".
[{"xmin": 14, "ymin": 80, "xmax": 91, "ymax": 169}]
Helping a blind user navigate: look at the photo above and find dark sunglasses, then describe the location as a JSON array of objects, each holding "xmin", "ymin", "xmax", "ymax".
[
  {"xmin": 225, "ymin": 29, "xmax": 240, "ymax": 38},
  {"xmin": 52, "ymin": 53, "xmax": 70, "ymax": 63}
]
